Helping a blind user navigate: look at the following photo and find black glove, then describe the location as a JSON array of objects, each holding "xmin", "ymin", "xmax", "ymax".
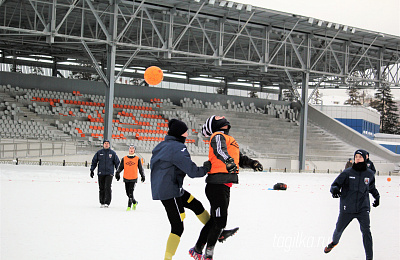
[
  {"xmin": 331, "ymin": 187, "xmax": 341, "ymax": 198},
  {"xmin": 252, "ymin": 160, "xmax": 263, "ymax": 171},
  {"xmin": 225, "ymin": 157, "xmax": 238, "ymax": 173},
  {"xmin": 90, "ymin": 170, "xmax": 94, "ymax": 178},
  {"xmin": 141, "ymin": 176, "xmax": 145, "ymax": 183},
  {"xmin": 115, "ymin": 173, "xmax": 120, "ymax": 181},
  {"xmin": 203, "ymin": 160, "xmax": 211, "ymax": 173},
  {"xmin": 372, "ymin": 197, "xmax": 380, "ymax": 207}
]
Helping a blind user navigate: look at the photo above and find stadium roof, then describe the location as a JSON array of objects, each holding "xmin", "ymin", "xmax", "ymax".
[{"xmin": 1, "ymin": 0, "xmax": 399, "ymax": 94}]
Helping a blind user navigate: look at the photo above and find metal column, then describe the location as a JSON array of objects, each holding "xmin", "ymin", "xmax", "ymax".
[
  {"xmin": 299, "ymin": 72, "xmax": 309, "ymax": 171},
  {"xmin": 103, "ymin": 1, "xmax": 118, "ymax": 141}
]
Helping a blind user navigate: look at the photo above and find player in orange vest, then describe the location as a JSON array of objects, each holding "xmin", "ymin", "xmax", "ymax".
[
  {"xmin": 189, "ymin": 115, "xmax": 263, "ymax": 260},
  {"xmin": 115, "ymin": 144, "xmax": 145, "ymax": 211}
]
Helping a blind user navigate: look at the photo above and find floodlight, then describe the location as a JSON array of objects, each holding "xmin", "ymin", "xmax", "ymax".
[
  {"xmin": 317, "ymin": 20, "xmax": 323, "ymax": 26},
  {"xmin": 227, "ymin": 1, "xmax": 234, "ymax": 8},
  {"xmin": 194, "ymin": 0, "xmax": 200, "ymax": 2},
  {"xmin": 334, "ymin": 23, "xmax": 340, "ymax": 30},
  {"xmin": 351, "ymin": 28, "xmax": 356, "ymax": 33},
  {"xmin": 219, "ymin": 0, "xmax": 227, "ymax": 7},
  {"xmin": 327, "ymin": 22, "xmax": 332, "ymax": 28},
  {"xmin": 308, "ymin": 18, "xmax": 314, "ymax": 24},
  {"xmin": 236, "ymin": 3, "xmax": 243, "ymax": 10},
  {"xmin": 246, "ymin": 5, "xmax": 252, "ymax": 11},
  {"xmin": 343, "ymin": 25, "xmax": 348, "ymax": 32},
  {"xmin": 208, "ymin": 0, "xmax": 215, "ymax": 4}
]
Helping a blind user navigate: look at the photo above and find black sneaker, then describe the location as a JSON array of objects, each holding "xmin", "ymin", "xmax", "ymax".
[
  {"xmin": 218, "ymin": 227, "xmax": 239, "ymax": 243},
  {"xmin": 324, "ymin": 242, "xmax": 337, "ymax": 253}
]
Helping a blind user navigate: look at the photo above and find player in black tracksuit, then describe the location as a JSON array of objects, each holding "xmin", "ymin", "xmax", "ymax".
[
  {"xmin": 189, "ymin": 115, "xmax": 263, "ymax": 260},
  {"xmin": 90, "ymin": 140, "xmax": 120, "ymax": 207},
  {"xmin": 363, "ymin": 150, "xmax": 376, "ymax": 174},
  {"xmin": 324, "ymin": 149, "xmax": 380, "ymax": 260}
]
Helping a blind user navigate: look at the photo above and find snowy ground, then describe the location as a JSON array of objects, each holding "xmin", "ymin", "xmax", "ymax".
[{"xmin": 1, "ymin": 164, "xmax": 399, "ymax": 260}]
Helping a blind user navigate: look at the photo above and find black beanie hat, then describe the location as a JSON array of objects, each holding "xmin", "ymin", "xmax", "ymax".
[
  {"xmin": 168, "ymin": 119, "xmax": 188, "ymax": 138},
  {"xmin": 354, "ymin": 149, "xmax": 367, "ymax": 162},
  {"xmin": 103, "ymin": 139, "xmax": 110, "ymax": 144}
]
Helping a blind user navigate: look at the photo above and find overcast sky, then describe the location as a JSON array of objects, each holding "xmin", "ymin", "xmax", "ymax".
[
  {"xmin": 238, "ymin": 0, "xmax": 400, "ymax": 100},
  {"xmin": 240, "ymin": 0, "xmax": 400, "ymax": 36}
]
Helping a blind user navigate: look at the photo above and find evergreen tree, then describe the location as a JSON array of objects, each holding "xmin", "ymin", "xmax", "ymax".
[
  {"xmin": 370, "ymin": 85, "xmax": 400, "ymax": 134},
  {"xmin": 344, "ymin": 86, "xmax": 362, "ymax": 105}
]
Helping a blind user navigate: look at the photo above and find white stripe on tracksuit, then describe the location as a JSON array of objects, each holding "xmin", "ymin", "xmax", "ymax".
[
  {"xmin": 215, "ymin": 207, "xmax": 221, "ymax": 217},
  {"xmin": 215, "ymin": 134, "xmax": 229, "ymax": 160},
  {"xmin": 173, "ymin": 198, "xmax": 183, "ymax": 222}
]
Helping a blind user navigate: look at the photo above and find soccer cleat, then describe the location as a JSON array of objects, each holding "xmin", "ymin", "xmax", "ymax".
[
  {"xmin": 126, "ymin": 206, "xmax": 131, "ymax": 211},
  {"xmin": 104, "ymin": 204, "xmax": 109, "ymax": 208},
  {"xmin": 100, "ymin": 204, "xmax": 105, "ymax": 208},
  {"xmin": 132, "ymin": 202, "xmax": 138, "ymax": 210},
  {"xmin": 324, "ymin": 242, "xmax": 337, "ymax": 253},
  {"xmin": 188, "ymin": 247, "xmax": 203, "ymax": 260},
  {"xmin": 218, "ymin": 227, "xmax": 239, "ymax": 243}
]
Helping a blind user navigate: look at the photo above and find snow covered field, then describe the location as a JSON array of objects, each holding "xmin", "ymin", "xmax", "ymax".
[{"xmin": 1, "ymin": 164, "xmax": 399, "ymax": 260}]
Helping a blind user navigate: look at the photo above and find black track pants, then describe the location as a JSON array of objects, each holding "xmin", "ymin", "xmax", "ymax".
[
  {"xmin": 125, "ymin": 181, "xmax": 137, "ymax": 206},
  {"xmin": 98, "ymin": 175, "xmax": 113, "ymax": 205},
  {"xmin": 195, "ymin": 184, "xmax": 230, "ymax": 249},
  {"xmin": 332, "ymin": 211, "xmax": 373, "ymax": 259}
]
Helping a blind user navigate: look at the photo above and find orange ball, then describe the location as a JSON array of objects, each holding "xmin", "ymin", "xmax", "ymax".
[
  {"xmin": 387, "ymin": 177, "xmax": 391, "ymax": 182},
  {"xmin": 144, "ymin": 66, "xmax": 163, "ymax": 85}
]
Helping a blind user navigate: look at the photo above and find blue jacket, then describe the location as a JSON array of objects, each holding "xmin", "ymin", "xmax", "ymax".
[
  {"xmin": 150, "ymin": 135, "xmax": 207, "ymax": 200},
  {"xmin": 90, "ymin": 148, "xmax": 120, "ymax": 176},
  {"xmin": 331, "ymin": 166, "xmax": 380, "ymax": 213}
]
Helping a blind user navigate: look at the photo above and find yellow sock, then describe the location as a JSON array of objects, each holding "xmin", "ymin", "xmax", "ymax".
[
  {"xmin": 164, "ymin": 233, "xmax": 181, "ymax": 260},
  {"xmin": 196, "ymin": 210, "xmax": 210, "ymax": 225}
]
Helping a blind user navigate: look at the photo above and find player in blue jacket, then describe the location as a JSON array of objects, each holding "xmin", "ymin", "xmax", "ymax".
[
  {"xmin": 324, "ymin": 149, "xmax": 380, "ymax": 260},
  {"xmin": 90, "ymin": 140, "xmax": 120, "ymax": 208},
  {"xmin": 151, "ymin": 119, "xmax": 211, "ymax": 260},
  {"xmin": 151, "ymin": 119, "xmax": 236, "ymax": 260}
]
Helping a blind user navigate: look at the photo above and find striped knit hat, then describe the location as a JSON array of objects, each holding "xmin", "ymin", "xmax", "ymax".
[{"xmin": 201, "ymin": 115, "xmax": 230, "ymax": 137}]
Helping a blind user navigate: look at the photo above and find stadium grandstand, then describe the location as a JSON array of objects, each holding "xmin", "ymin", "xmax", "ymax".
[{"xmin": 0, "ymin": 0, "xmax": 399, "ymax": 173}]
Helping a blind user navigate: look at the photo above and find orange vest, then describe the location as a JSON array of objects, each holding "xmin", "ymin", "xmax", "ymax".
[
  {"xmin": 123, "ymin": 156, "xmax": 139, "ymax": 180},
  {"xmin": 209, "ymin": 132, "xmax": 239, "ymax": 174}
]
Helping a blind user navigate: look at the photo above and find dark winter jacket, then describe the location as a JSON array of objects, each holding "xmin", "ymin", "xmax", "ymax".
[
  {"xmin": 331, "ymin": 166, "xmax": 380, "ymax": 214},
  {"xmin": 150, "ymin": 135, "xmax": 207, "ymax": 200},
  {"xmin": 366, "ymin": 159, "xmax": 376, "ymax": 174},
  {"xmin": 90, "ymin": 148, "xmax": 120, "ymax": 176}
]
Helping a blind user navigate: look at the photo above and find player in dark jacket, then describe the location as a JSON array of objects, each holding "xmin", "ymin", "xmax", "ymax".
[
  {"xmin": 151, "ymin": 119, "xmax": 211, "ymax": 260},
  {"xmin": 90, "ymin": 140, "xmax": 120, "ymax": 208},
  {"xmin": 364, "ymin": 150, "xmax": 376, "ymax": 174},
  {"xmin": 324, "ymin": 149, "xmax": 380, "ymax": 260},
  {"xmin": 151, "ymin": 119, "xmax": 238, "ymax": 260},
  {"xmin": 115, "ymin": 144, "xmax": 145, "ymax": 211},
  {"xmin": 189, "ymin": 115, "xmax": 263, "ymax": 260}
]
